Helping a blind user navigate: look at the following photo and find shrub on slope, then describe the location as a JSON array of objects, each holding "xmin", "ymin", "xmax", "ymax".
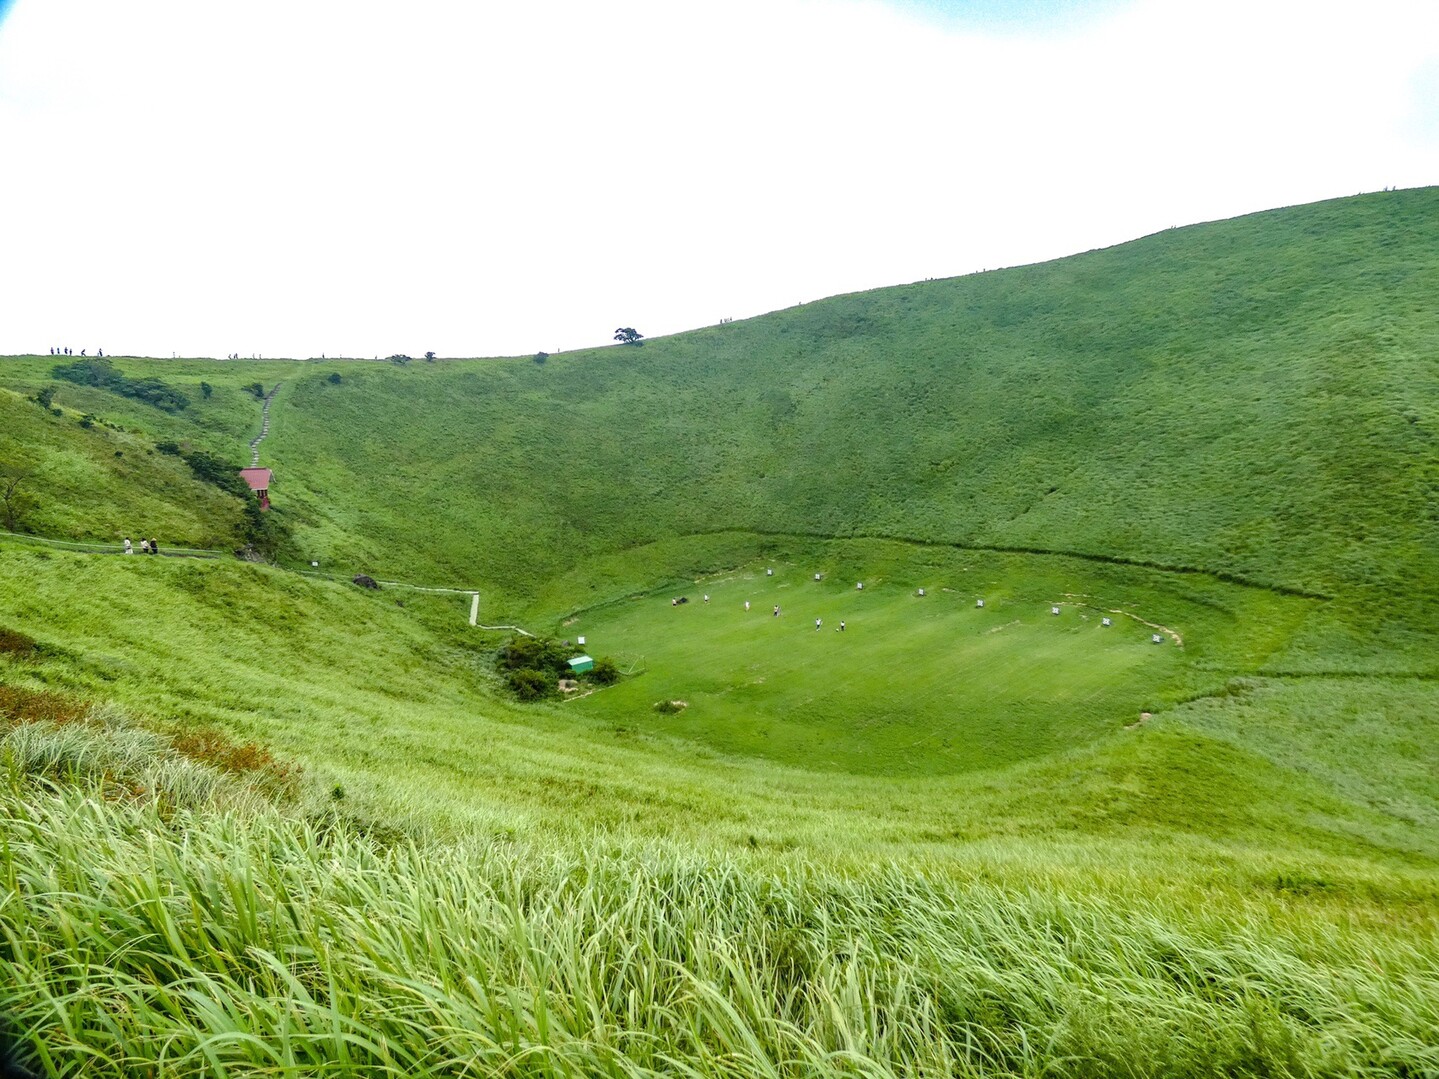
[{"xmin": 51, "ymin": 357, "xmax": 189, "ymax": 412}]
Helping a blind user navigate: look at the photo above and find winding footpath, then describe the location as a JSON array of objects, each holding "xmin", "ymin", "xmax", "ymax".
[{"xmin": 248, "ymin": 383, "xmax": 282, "ymax": 466}]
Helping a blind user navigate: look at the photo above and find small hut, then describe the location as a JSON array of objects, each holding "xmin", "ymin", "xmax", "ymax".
[
  {"xmin": 568, "ymin": 655, "xmax": 595, "ymax": 674},
  {"xmin": 239, "ymin": 467, "xmax": 272, "ymax": 510}
]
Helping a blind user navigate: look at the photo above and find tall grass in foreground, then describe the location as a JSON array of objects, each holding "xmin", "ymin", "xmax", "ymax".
[{"xmin": 2, "ymin": 738, "xmax": 1436, "ymax": 1078}]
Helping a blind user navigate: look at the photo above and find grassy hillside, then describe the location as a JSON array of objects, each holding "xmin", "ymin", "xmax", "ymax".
[
  {"xmin": 4, "ymin": 190, "xmax": 1436, "ymax": 637},
  {"xmin": 0, "ymin": 388, "xmax": 247, "ymax": 546},
  {"xmin": 9, "ymin": 543, "xmax": 1433, "ymax": 861},
  {"xmin": 2, "ymin": 190, "xmax": 1438, "ymax": 1076},
  {"xmin": 2, "ymin": 547, "xmax": 1437, "ymax": 1076},
  {"xmin": 237, "ymin": 189, "xmax": 1439, "ymax": 633},
  {"xmin": 5, "ymin": 770, "xmax": 1436, "ymax": 1078}
]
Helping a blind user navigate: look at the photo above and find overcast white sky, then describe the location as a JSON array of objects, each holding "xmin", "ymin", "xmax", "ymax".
[{"xmin": 1, "ymin": 0, "xmax": 1436, "ymax": 359}]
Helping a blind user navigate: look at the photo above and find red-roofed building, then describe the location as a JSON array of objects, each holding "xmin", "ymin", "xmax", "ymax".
[{"xmin": 239, "ymin": 467, "xmax": 272, "ymax": 510}]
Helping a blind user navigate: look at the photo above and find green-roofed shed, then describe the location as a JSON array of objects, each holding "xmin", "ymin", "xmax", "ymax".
[{"xmin": 568, "ymin": 655, "xmax": 595, "ymax": 673}]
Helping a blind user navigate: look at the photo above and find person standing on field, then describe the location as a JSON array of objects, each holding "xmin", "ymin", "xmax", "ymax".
[
  {"xmin": 122, "ymin": 537, "xmax": 133, "ymax": 555},
  {"xmin": 815, "ymin": 617, "xmax": 822, "ymax": 631}
]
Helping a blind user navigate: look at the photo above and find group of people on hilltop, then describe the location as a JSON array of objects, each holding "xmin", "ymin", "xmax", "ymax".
[
  {"xmin": 122, "ymin": 536, "xmax": 160, "ymax": 556},
  {"xmin": 50, "ymin": 347, "xmax": 102, "ymax": 357}
]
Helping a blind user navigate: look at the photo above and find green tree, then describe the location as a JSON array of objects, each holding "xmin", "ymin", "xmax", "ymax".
[
  {"xmin": 613, "ymin": 327, "xmax": 644, "ymax": 346},
  {"xmin": 1, "ymin": 470, "xmax": 33, "ymax": 533},
  {"xmin": 507, "ymin": 668, "xmax": 552, "ymax": 701}
]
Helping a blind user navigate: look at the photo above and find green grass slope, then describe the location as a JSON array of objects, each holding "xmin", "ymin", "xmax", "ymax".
[
  {"xmin": 2, "ymin": 190, "xmax": 1438, "ymax": 1077},
  {"xmin": 241, "ymin": 188, "xmax": 1438, "ymax": 651},
  {"xmin": 2, "ymin": 544, "xmax": 1438, "ymax": 1077},
  {"xmin": 4, "ymin": 544, "xmax": 1437, "ymax": 863},
  {"xmin": 5, "ymin": 189, "xmax": 1435, "ymax": 646},
  {"xmin": 0, "ymin": 388, "xmax": 246, "ymax": 547},
  {"xmin": 4, "ymin": 770, "xmax": 1436, "ymax": 1078}
]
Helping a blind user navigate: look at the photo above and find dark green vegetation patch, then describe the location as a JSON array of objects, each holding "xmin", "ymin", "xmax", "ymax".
[{"xmin": 52, "ymin": 357, "xmax": 189, "ymax": 411}]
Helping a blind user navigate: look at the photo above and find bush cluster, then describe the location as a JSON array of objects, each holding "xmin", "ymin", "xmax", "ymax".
[
  {"xmin": 181, "ymin": 450, "xmax": 251, "ymax": 500},
  {"xmin": 497, "ymin": 636, "xmax": 619, "ymax": 700},
  {"xmin": 156, "ymin": 444, "xmax": 292, "ymax": 558},
  {"xmin": 52, "ymin": 359, "xmax": 189, "ymax": 412}
]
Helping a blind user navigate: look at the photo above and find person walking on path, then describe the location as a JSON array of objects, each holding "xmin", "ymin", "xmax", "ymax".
[
  {"xmin": 149, "ymin": 538, "xmax": 159, "ymax": 556},
  {"xmin": 139, "ymin": 539, "xmax": 150, "ymax": 554},
  {"xmin": 122, "ymin": 537, "xmax": 132, "ymax": 555}
]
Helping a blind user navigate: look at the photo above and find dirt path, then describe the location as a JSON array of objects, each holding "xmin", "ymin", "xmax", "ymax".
[
  {"xmin": 248, "ymin": 383, "xmax": 282, "ymax": 466},
  {"xmin": 1060, "ymin": 594, "xmax": 1183, "ymax": 646}
]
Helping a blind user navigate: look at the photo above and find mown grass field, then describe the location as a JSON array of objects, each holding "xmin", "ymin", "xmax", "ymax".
[
  {"xmin": 564, "ymin": 547, "xmax": 1311, "ymax": 776},
  {"xmin": 1, "ymin": 189, "xmax": 1437, "ymax": 1076}
]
